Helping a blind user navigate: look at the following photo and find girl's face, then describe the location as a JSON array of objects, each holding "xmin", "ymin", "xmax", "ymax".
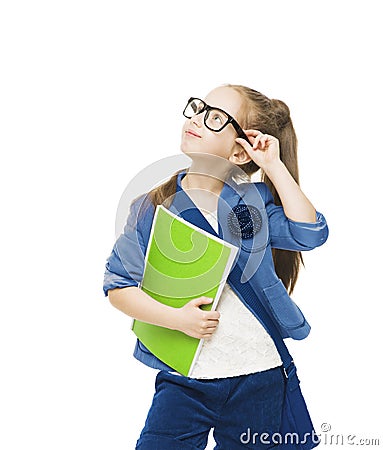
[{"xmin": 180, "ymin": 86, "xmax": 246, "ymax": 161}]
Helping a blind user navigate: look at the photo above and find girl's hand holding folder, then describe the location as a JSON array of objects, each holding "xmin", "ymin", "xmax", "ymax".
[
  {"xmin": 109, "ymin": 287, "xmax": 220, "ymax": 340},
  {"xmin": 174, "ymin": 296, "xmax": 220, "ymax": 339}
]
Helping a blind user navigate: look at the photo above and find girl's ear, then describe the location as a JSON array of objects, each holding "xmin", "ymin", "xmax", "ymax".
[{"xmin": 229, "ymin": 143, "xmax": 252, "ymax": 166}]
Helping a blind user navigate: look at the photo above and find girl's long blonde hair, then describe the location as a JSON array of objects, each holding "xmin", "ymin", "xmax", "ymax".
[{"xmin": 145, "ymin": 85, "xmax": 302, "ymax": 294}]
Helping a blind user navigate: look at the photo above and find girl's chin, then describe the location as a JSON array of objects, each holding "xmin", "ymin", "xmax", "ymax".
[
  {"xmin": 180, "ymin": 143, "xmax": 211, "ymax": 157},
  {"xmin": 180, "ymin": 150, "xmax": 230, "ymax": 166},
  {"xmin": 180, "ymin": 149, "xmax": 210, "ymax": 158},
  {"xmin": 180, "ymin": 145, "xmax": 203, "ymax": 156}
]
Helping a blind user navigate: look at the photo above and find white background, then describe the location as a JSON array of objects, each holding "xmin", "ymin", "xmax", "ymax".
[{"xmin": 1, "ymin": 1, "xmax": 382, "ymax": 448}]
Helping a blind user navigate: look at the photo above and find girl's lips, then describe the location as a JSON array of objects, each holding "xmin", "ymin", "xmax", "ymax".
[{"xmin": 185, "ymin": 129, "xmax": 202, "ymax": 138}]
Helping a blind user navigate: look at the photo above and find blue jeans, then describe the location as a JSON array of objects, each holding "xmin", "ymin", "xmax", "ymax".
[{"xmin": 136, "ymin": 366, "xmax": 285, "ymax": 450}]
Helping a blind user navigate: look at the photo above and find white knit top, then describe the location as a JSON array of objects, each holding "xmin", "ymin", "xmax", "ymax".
[{"xmin": 187, "ymin": 208, "xmax": 282, "ymax": 379}]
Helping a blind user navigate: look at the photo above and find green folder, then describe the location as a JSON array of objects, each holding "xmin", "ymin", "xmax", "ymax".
[{"xmin": 132, "ymin": 205, "xmax": 238, "ymax": 376}]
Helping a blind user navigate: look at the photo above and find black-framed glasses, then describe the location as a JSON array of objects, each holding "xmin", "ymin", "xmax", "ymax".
[{"xmin": 183, "ymin": 97, "xmax": 251, "ymax": 145}]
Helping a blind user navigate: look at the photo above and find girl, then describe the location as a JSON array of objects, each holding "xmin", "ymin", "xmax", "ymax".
[{"xmin": 103, "ymin": 84, "xmax": 328, "ymax": 449}]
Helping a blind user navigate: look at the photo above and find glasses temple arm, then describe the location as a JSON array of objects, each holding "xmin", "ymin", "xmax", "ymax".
[{"xmin": 232, "ymin": 122, "xmax": 252, "ymax": 146}]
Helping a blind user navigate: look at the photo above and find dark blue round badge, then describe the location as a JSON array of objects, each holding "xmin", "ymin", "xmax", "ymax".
[{"xmin": 227, "ymin": 204, "xmax": 262, "ymax": 239}]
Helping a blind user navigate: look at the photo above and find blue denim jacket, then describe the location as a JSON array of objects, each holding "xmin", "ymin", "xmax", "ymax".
[{"xmin": 103, "ymin": 169, "xmax": 329, "ymax": 371}]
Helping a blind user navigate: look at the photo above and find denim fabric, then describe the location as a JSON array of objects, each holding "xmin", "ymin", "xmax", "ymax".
[{"xmin": 136, "ymin": 366, "xmax": 285, "ymax": 450}]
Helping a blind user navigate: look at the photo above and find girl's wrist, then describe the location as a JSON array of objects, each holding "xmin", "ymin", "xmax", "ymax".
[
  {"xmin": 161, "ymin": 305, "xmax": 181, "ymax": 331},
  {"xmin": 261, "ymin": 159, "xmax": 285, "ymax": 179}
]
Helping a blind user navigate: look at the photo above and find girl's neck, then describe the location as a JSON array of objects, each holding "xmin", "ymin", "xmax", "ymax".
[
  {"xmin": 181, "ymin": 163, "xmax": 226, "ymax": 214},
  {"xmin": 181, "ymin": 174, "xmax": 219, "ymax": 215},
  {"xmin": 182, "ymin": 155, "xmax": 233, "ymax": 196},
  {"xmin": 182, "ymin": 171, "xmax": 224, "ymax": 196}
]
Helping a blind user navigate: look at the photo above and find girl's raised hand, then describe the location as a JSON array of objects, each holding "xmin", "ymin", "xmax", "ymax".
[{"xmin": 236, "ymin": 130, "xmax": 281, "ymax": 171}]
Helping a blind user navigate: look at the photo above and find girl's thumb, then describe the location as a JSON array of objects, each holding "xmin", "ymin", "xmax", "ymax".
[{"xmin": 193, "ymin": 296, "xmax": 213, "ymax": 306}]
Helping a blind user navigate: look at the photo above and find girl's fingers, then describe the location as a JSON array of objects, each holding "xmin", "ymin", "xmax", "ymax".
[
  {"xmin": 202, "ymin": 320, "xmax": 219, "ymax": 329},
  {"xmin": 236, "ymin": 130, "xmax": 275, "ymax": 154},
  {"xmin": 241, "ymin": 130, "xmax": 270, "ymax": 150},
  {"xmin": 259, "ymin": 134, "xmax": 269, "ymax": 149},
  {"xmin": 252, "ymin": 135, "xmax": 263, "ymax": 149},
  {"xmin": 236, "ymin": 136, "xmax": 262, "ymax": 153},
  {"xmin": 235, "ymin": 137, "xmax": 253, "ymax": 151},
  {"xmin": 254, "ymin": 133, "xmax": 274, "ymax": 150},
  {"xmin": 203, "ymin": 329, "xmax": 216, "ymax": 337}
]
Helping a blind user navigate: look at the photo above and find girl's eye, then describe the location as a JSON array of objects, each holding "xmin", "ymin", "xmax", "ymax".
[{"xmin": 212, "ymin": 114, "xmax": 223, "ymax": 124}]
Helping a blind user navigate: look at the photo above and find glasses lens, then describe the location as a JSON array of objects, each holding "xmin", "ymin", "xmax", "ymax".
[
  {"xmin": 205, "ymin": 108, "xmax": 229, "ymax": 131},
  {"xmin": 184, "ymin": 98, "xmax": 205, "ymax": 118}
]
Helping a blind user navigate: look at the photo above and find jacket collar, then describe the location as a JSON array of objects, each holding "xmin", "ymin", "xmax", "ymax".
[
  {"xmin": 169, "ymin": 168, "xmax": 269, "ymax": 283},
  {"xmin": 170, "ymin": 169, "xmax": 242, "ymax": 238}
]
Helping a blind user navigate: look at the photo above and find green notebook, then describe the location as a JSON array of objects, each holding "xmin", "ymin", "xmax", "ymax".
[{"xmin": 132, "ymin": 205, "xmax": 238, "ymax": 376}]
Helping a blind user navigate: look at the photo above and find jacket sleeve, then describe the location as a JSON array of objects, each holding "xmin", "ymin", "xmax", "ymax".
[
  {"xmin": 103, "ymin": 195, "xmax": 153, "ymax": 296},
  {"xmin": 256, "ymin": 182, "xmax": 329, "ymax": 251}
]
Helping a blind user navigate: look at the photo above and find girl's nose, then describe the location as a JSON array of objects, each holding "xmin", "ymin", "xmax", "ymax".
[{"xmin": 192, "ymin": 113, "xmax": 204, "ymax": 128}]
